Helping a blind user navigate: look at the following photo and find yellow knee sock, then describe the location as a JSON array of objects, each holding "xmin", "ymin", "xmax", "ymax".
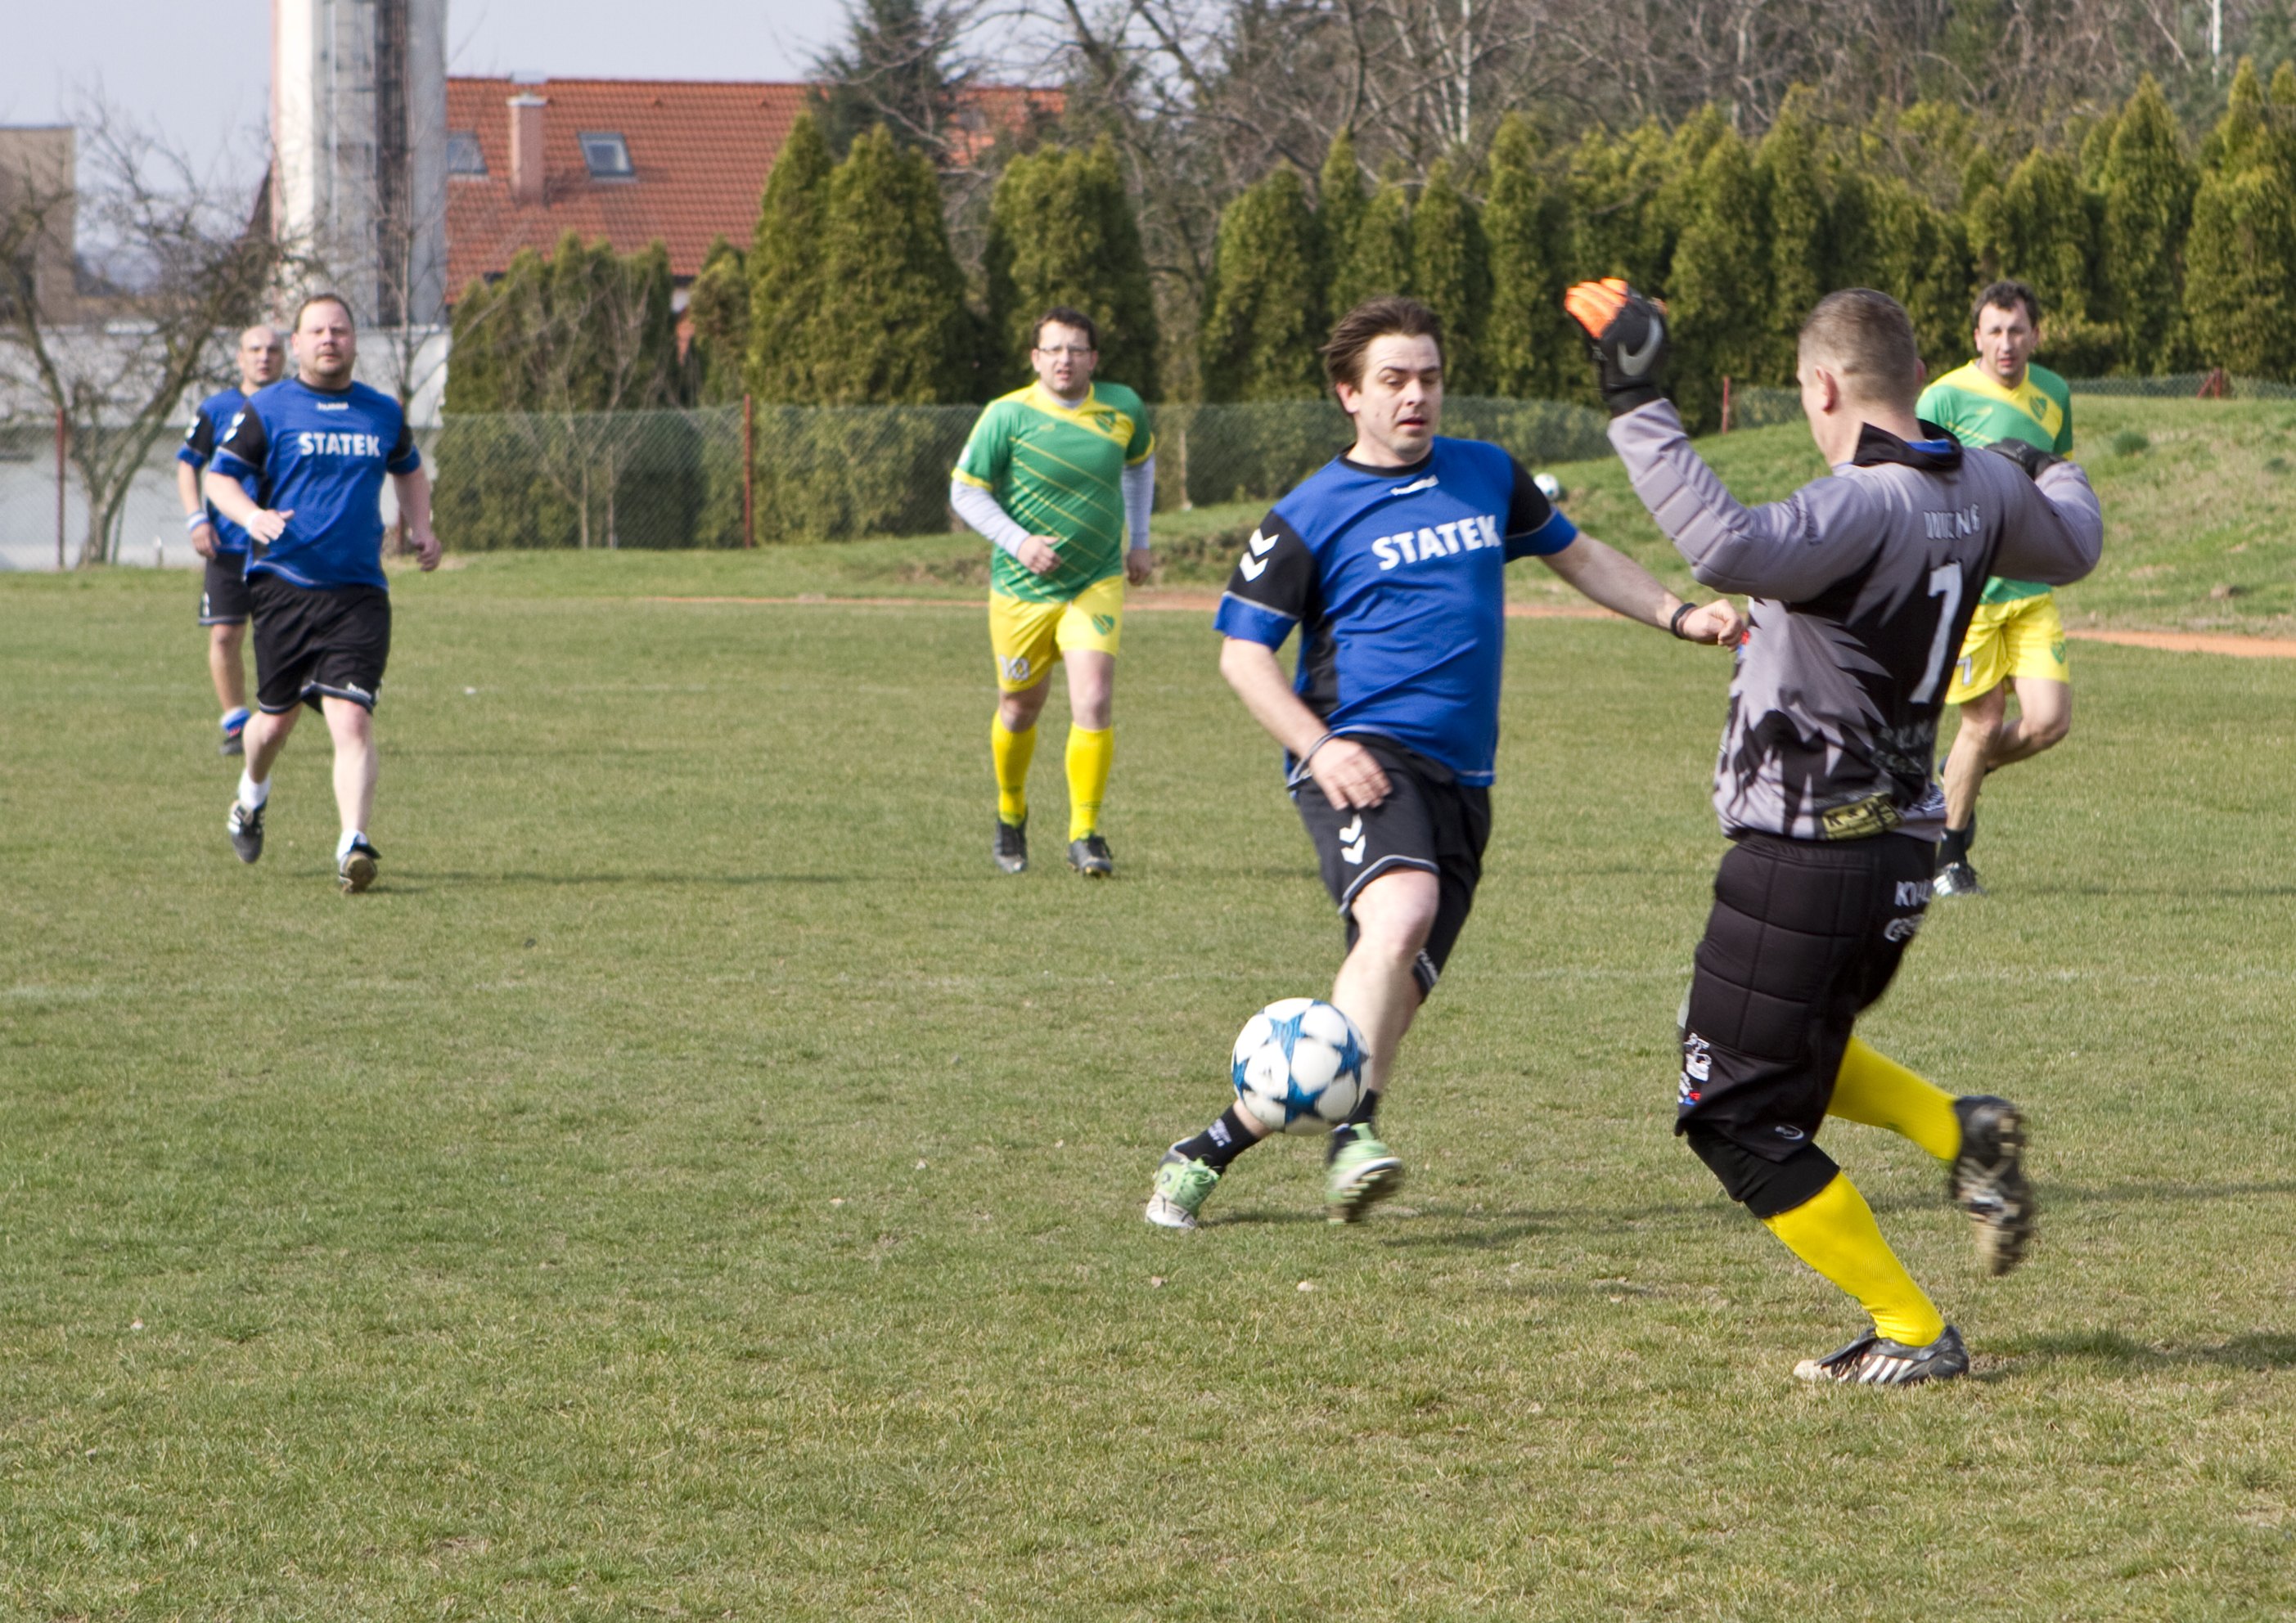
[
  {"xmin": 992, "ymin": 719, "xmax": 1036, "ymax": 825},
  {"xmin": 1066, "ymin": 726, "xmax": 1113, "ymax": 841},
  {"xmin": 1762, "ymin": 1173, "xmax": 1946, "ymax": 1347},
  {"xmin": 1830, "ymin": 1037, "xmax": 1962, "ymax": 1163}
]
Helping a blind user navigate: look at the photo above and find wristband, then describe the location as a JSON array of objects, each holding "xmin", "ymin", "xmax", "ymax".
[
  {"xmin": 187, "ymin": 511, "xmax": 214, "ymax": 531},
  {"xmin": 1668, "ymin": 600, "xmax": 1696, "ymax": 640}
]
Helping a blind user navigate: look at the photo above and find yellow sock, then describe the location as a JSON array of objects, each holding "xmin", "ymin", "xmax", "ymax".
[
  {"xmin": 1066, "ymin": 726, "xmax": 1113, "ymax": 841},
  {"xmin": 1830, "ymin": 1037, "xmax": 1962, "ymax": 1163},
  {"xmin": 992, "ymin": 719, "xmax": 1035, "ymax": 825},
  {"xmin": 1762, "ymin": 1173, "xmax": 1947, "ymax": 1346}
]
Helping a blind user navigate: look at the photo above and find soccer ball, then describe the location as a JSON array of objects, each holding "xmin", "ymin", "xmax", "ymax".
[
  {"xmin": 1231, "ymin": 998, "xmax": 1367, "ymax": 1135},
  {"xmin": 1533, "ymin": 470, "xmax": 1568, "ymax": 504}
]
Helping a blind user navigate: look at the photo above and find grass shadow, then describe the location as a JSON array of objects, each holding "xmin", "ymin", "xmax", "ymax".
[{"xmin": 2002, "ymin": 1328, "xmax": 2296, "ymax": 1371}]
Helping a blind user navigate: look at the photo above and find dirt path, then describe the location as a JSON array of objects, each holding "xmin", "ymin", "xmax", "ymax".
[{"xmin": 640, "ymin": 594, "xmax": 2296, "ymax": 656}]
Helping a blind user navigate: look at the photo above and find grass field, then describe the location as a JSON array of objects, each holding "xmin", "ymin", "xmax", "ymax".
[{"xmin": 6, "ymin": 406, "xmax": 2296, "ymax": 1618}]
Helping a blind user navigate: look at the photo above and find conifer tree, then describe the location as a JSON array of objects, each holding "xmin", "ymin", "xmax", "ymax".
[
  {"xmin": 1758, "ymin": 93, "xmax": 1826, "ymax": 377},
  {"xmin": 1331, "ymin": 169, "xmax": 1412, "ymax": 315},
  {"xmin": 2096, "ymin": 77, "xmax": 2195, "ymax": 375},
  {"xmin": 981, "ymin": 140, "xmax": 1159, "ymax": 396},
  {"xmin": 1200, "ymin": 166, "xmax": 1326, "ymax": 401},
  {"xmin": 1483, "ymin": 113, "xmax": 1572, "ymax": 400},
  {"xmin": 811, "ymin": 125, "xmax": 974, "ymax": 404},
  {"xmin": 2185, "ymin": 60, "xmax": 2296, "ymax": 380},
  {"xmin": 1318, "ymin": 132, "xmax": 1366, "ymax": 315},
  {"xmin": 1411, "ymin": 159, "xmax": 1491, "ymax": 393},
  {"xmin": 748, "ymin": 112, "xmax": 832, "ymax": 402},
  {"xmin": 1988, "ymin": 148, "xmax": 2114, "ymax": 374},
  {"xmin": 687, "ymin": 238, "xmax": 750, "ymax": 405},
  {"xmin": 443, "ymin": 274, "xmax": 502, "ymax": 412},
  {"xmin": 1666, "ymin": 128, "xmax": 1770, "ymax": 428}
]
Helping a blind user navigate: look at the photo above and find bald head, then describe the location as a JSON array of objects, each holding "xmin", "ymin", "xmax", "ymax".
[{"xmin": 237, "ymin": 324, "xmax": 285, "ymax": 393}]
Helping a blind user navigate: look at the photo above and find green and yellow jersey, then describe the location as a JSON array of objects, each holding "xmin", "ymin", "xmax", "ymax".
[
  {"xmin": 953, "ymin": 381, "xmax": 1154, "ymax": 603},
  {"xmin": 1917, "ymin": 361, "xmax": 2074, "ymax": 604}
]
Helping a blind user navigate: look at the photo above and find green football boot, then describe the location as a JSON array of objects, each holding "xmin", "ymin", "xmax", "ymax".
[
  {"xmin": 1325, "ymin": 1131, "xmax": 1403, "ymax": 1225},
  {"xmin": 1145, "ymin": 1146, "xmax": 1220, "ymax": 1230}
]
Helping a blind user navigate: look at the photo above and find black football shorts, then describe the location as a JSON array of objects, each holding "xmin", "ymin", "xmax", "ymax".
[
  {"xmin": 198, "ymin": 551, "xmax": 252, "ymax": 626},
  {"xmin": 250, "ymin": 573, "xmax": 392, "ymax": 714},
  {"xmin": 1291, "ymin": 735, "xmax": 1491, "ymax": 999},
  {"xmin": 1676, "ymin": 829, "xmax": 1935, "ymax": 1160}
]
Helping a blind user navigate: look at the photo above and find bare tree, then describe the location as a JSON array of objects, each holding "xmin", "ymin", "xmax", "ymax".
[{"xmin": 0, "ymin": 97, "xmax": 275, "ymax": 566}]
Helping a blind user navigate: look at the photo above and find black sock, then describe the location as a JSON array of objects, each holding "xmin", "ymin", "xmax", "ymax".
[
  {"xmin": 1939, "ymin": 825, "xmax": 1971, "ymax": 866},
  {"xmin": 1326, "ymin": 1091, "xmax": 1382, "ymax": 1161},
  {"xmin": 1175, "ymin": 1106, "xmax": 1260, "ymax": 1172}
]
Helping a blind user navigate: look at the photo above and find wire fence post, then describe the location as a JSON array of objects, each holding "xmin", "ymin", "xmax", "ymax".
[
  {"xmin": 742, "ymin": 393, "xmax": 755, "ymax": 548},
  {"xmin": 1720, "ymin": 375, "xmax": 1733, "ymax": 434},
  {"xmin": 54, "ymin": 406, "xmax": 67, "ymax": 570}
]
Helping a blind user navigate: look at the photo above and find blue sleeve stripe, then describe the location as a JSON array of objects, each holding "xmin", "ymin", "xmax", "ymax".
[
  {"xmin": 176, "ymin": 447, "xmax": 204, "ymax": 467},
  {"xmin": 1214, "ymin": 593, "xmax": 1298, "ymax": 647},
  {"xmin": 1512, "ymin": 510, "xmax": 1577, "ymax": 557},
  {"xmin": 387, "ymin": 451, "xmax": 422, "ymax": 474},
  {"xmin": 209, "ymin": 450, "xmax": 257, "ymax": 479}
]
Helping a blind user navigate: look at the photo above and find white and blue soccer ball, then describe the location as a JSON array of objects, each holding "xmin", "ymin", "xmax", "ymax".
[{"xmin": 1231, "ymin": 998, "xmax": 1367, "ymax": 1135}]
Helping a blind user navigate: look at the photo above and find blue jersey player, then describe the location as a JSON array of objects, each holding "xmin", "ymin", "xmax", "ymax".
[
  {"xmin": 176, "ymin": 323, "xmax": 284, "ymax": 754},
  {"xmin": 1146, "ymin": 296, "xmax": 1745, "ymax": 1230},
  {"xmin": 203, "ymin": 292, "xmax": 439, "ymax": 894}
]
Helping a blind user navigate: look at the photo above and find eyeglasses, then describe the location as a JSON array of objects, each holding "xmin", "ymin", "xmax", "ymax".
[{"xmin": 1035, "ymin": 345, "xmax": 1095, "ymax": 358}]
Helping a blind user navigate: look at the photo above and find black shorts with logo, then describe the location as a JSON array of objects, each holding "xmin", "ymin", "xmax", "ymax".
[
  {"xmin": 250, "ymin": 573, "xmax": 392, "ymax": 714},
  {"xmin": 1291, "ymin": 735, "xmax": 1492, "ymax": 999},
  {"xmin": 1676, "ymin": 830, "xmax": 1935, "ymax": 1160},
  {"xmin": 198, "ymin": 551, "xmax": 252, "ymax": 626}
]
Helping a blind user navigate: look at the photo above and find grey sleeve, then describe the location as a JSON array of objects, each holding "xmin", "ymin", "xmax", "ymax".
[
  {"xmin": 1988, "ymin": 455, "xmax": 2104, "ymax": 587},
  {"xmin": 949, "ymin": 477, "xmax": 1032, "ymax": 559},
  {"xmin": 1606, "ymin": 399, "xmax": 1886, "ymax": 600},
  {"xmin": 1121, "ymin": 452, "xmax": 1155, "ymax": 550}
]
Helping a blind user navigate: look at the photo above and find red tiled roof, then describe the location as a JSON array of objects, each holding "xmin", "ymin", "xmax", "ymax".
[{"xmin": 443, "ymin": 78, "xmax": 1058, "ymax": 302}]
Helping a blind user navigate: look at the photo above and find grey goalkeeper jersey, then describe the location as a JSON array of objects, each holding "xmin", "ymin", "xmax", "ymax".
[{"xmin": 1609, "ymin": 401, "xmax": 2102, "ymax": 843}]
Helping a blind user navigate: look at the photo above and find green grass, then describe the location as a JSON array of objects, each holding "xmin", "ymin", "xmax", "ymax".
[
  {"xmin": 1140, "ymin": 396, "xmax": 2296, "ymax": 633},
  {"xmin": 5, "ymin": 537, "xmax": 2296, "ymax": 1616}
]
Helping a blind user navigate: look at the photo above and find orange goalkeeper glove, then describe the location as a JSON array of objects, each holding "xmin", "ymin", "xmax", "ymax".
[{"xmin": 1564, "ymin": 278, "xmax": 1671, "ymax": 416}]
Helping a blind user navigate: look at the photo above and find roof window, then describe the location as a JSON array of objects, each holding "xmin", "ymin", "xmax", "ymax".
[
  {"xmin": 446, "ymin": 130, "xmax": 487, "ymax": 176},
  {"xmin": 579, "ymin": 132, "xmax": 633, "ymax": 178}
]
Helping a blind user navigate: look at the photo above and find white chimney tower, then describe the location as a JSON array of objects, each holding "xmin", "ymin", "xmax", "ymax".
[{"xmin": 272, "ymin": 0, "xmax": 448, "ymax": 327}]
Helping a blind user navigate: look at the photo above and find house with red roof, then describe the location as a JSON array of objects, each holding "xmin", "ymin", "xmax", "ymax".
[{"xmin": 442, "ymin": 78, "xmax": 1057, "ymax": 306}]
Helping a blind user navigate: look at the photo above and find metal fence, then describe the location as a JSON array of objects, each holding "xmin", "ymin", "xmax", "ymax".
[
  {"xmin": 1726, "ymin": 370, "xmax": 2296, "ymax": 434},
  {"xmin": 425, "ymin": 394, "xmax": 1614, "ymax": 551},
  {"xmin": 7, "ymin": 378, "xmax": 2289, "ymax": 567}
]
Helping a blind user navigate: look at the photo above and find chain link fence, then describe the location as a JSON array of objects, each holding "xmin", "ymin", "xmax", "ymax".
[
  {"xmin": 1727, "ymin": 371, "xmax": 2296, "ymax": 434},
  {"xmin": 425, "ymin": 394, "xmax": 1615, "ymax": 551},
  {"xmin": 7, "ymin": 378, "xmax": 2289, "ymax": 567}
]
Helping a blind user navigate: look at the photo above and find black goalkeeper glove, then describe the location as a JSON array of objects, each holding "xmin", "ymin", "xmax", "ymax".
[
  {"xmin": 1564, "ymin": 278, "xmax": 1671, "ymax": 416},
  {"xmin": 1983, "ymin": 438, "xmax": 2062, "ymax": 479}
]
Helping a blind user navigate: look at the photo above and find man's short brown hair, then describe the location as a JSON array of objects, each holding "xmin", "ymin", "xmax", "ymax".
[
  {"xmin": 1321, "ymin": 295, "xmax": 1443, "ymax": 391},
  {"xmin": 1798, "ymin": 289, "xmax": 1921, "ymax": 408},
  {"xmin": 293, "ymin": 290, "xmax": 356, "ymax": 330},
  {"xmin": 1033, "ymin": 306, "xmax": 1098, "ymax": 350},
  {"xmin": 1972, "ymin": 279, "xmax": 2042, "ymax": 330}
]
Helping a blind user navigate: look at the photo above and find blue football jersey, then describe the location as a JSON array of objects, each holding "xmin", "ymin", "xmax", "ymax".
[
  {"xmin": 177, "ymin": 387, "xmax": 259, "ymax": 555},
  {"xmin": 1213, "ymin": 436, "xmax": 1576, "ymax": 786},
  {"xmin": 210, "ymin": 378, "xmax": 421, "ymax": 591}
]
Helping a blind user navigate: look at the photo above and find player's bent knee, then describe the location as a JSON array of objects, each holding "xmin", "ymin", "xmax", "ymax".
[
  {"xmin": 1684, "ymin": 1124, "xmax": 1840, "ymax": 1220},
  {"xmin": 1349, "ymin": 870, "xmax": 1440, "ymax": 956}
]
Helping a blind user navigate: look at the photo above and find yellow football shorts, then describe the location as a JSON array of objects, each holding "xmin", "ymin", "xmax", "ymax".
[
  {"xmin": 988, "ymin": 573, "xmax": 1125, "ymax": 692},
  {"xmin": 1946, "ymin": 591, "xmax": 2069, "ymax": 704}
]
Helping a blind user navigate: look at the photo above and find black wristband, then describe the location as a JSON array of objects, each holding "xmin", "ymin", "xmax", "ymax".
[{"xmin": 1668, "ymin": 600, "xmax": 1696, "ymax": 640}]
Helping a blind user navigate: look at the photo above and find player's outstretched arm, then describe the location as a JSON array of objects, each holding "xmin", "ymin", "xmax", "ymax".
[
  {"xmin": 1537, "ymin": 536, "xmax": 1744, "ymax": 644},
  {"xmin": 1218, "ymin": 638, "xmax": 1390, "ymax": 811},
  {"xmin": 1985, "ymin": 448, "xmax": 2103, "ymax": 587},
  {"xmin": 392, "ymin": 466, "xmax": 442, "ymax": 571},
  {"xmin": 177, "ymin": 461, "xmax": 217, "ymax": 559}
]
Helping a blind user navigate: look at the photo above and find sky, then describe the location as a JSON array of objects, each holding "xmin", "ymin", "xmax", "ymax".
[{"xmin": 4, "ymin": 0, "xmax": 855, "ymax": 179}]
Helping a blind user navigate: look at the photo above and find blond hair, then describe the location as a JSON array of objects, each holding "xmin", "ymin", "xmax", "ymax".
[{"xmin": 1798, "ymin": 289, "xmax": 1920, "ymax": 408}]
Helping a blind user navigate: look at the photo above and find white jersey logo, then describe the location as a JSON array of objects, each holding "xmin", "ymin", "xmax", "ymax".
[
  {"xmin": 1339, "ymin": 814, "xmax": 1366, "ymax": 865},
  {"xmin": 1239, "ymin": 552, "xmax": 1268, "ymax": 581},
  {"xmin": 1389, "ymin": 475, "xmax": 1438, "ymax": 496}
]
